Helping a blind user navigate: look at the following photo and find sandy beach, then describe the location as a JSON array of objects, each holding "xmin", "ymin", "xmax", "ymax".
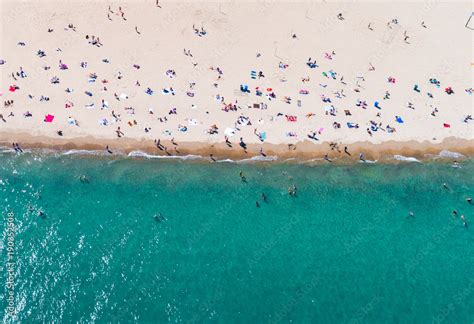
[{"xmin": 0, "ymin": 0, "xmax": 473, "ymax": 160}]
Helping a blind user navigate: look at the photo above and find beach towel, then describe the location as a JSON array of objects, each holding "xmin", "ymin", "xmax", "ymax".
[
  {"xmin": 44, "ymin": 114, "xmax": 54, "ymax": 122},
  {"xmin": 224, "ymin": 128, "xmax": 236, "ymax": 136}
]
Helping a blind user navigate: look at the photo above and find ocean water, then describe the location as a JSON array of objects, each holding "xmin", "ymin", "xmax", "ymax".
[{"xmin": 1, "ymin": 152, "xmax": 473, "ymax": 323}]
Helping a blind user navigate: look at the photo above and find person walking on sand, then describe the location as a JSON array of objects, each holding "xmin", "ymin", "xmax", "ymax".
[
  {"xmin": 344, "ymin": 146, "xmax": 351, "ymax": 156},
  {"xmin": 225, "ymin": 136, "xmax": 232, "ymax": 147}
]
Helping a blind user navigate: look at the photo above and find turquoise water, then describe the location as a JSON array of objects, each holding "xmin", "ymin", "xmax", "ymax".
[{"xmin": 1, "ymin": 153, "xmax": 473, "ymax": 323}]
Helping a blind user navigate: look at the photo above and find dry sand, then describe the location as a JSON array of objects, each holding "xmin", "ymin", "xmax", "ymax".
[{"xmin": 0, "ymin": 0, "xmax": 473, "ymax": 160}]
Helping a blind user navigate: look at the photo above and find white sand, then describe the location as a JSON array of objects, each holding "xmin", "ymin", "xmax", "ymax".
[{"xmin": 0, "ymin": 1, "xmax": 472, "ymax": 154}]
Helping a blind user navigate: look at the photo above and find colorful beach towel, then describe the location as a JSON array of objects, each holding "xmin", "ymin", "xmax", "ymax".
[{"xmin": 44, "ymin": 114, "xmax": 54, "ymax": 122}]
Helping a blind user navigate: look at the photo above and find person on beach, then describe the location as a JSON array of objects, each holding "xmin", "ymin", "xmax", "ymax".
[{"xmin": 344, "ymin": 146, "xmax": 351, "ymax": 156}]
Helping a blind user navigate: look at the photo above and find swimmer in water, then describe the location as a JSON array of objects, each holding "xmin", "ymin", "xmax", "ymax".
[
  {"xmin": 288, "ymin": 185, "xmax": 297, "ymax": 196},
  {"xmin": 154, "ymin": 213, "xmax": 165, "ymax": 222},
  {"xmin": 261, "ymin": 193, "xmax": 268, "ymax": 203},
  {"xmin": 467, "ymin": 197, "xmax": 472, "ymax": 204},
  {"xmin": 256, "ymin": 201, "xmax": 260, "ymax": 208},
  {"xmin": 38, "ymin": 210, "xmax": 46, "ymax": 218},
  {"xmin": 79, "ymin": 175, "xmax": 89, "ymax": 183},
  {"xmin": 460, "ymin": 214, "xmax": 468, "ymax": 228},
  {"xmin": 239, "ymin": 171, "xmax": 247, "ymax": 183},
  {"xmin": 442, "ymin": 183, "xmax": 449, "ymax": 190},
  {"xmin": 452, "ymin": 210, "xmax": 458, "ymax": 217},
  {"xmin": 408, "ymin": 211, "xmax": 415, "ymax": 218}
]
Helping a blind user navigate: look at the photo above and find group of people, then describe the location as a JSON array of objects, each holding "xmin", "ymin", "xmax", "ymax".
[{"xmin": 0, "ymin": 4, "xmax": 471, "ymax": 163}]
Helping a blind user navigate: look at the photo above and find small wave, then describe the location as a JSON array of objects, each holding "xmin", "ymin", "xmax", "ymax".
[
  {"xmin": 438, "ymin": 150, "xmax": 465, "ymax": 159},
  {"xmin": 127, "ymin": 150, "xmax": 205, "ymax": 160},
  {"xmin": 237, "ymin": 155, "xmax": 278, "ymax": 163},
  {"xmin": 360, "ymin": 159, "xmax": 377, "ymax": 164},
  {"xmin": 0, "ymin": 148, "xmax": 16, "ymax": 154},
  {"xmin": 62, "ymin": 149, "xmax": 105, "ymax": 156},
  {"xmin": 393, "ymin": 155, "xmax": 421, "ymax": 163}
]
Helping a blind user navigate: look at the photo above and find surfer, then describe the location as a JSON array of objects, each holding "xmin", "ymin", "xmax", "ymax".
[
  {"xmin": 408, "ymin": 211, "xmax": 415, "ymax": 218},
  {"xmin": 442, "ymin": 183, "xmax": 449, "ymax": 190}
]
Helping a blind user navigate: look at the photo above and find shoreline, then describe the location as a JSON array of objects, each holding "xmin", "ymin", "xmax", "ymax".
[{"xmin": 1, "ymin": 132, "xmax": 472, "ymax": 164}]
